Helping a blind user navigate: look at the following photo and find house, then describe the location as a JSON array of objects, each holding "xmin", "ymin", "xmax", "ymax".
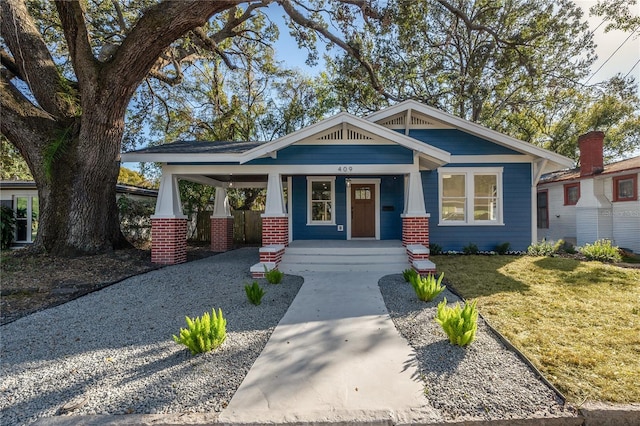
[
  {"xmin": 0, "ymin": 181, "xmax": 158, "ymax": 245},
  {"xmin": 537, "ymin": 131, "xmax": 640, "ymax": 253},
  {"xmin": 121, "ymin": 100, "xmax": 573, "ymax": 276}
]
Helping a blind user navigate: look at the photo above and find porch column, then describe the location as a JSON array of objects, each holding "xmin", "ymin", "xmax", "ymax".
[
  {"xmin": 252, "ymin": 173, "xmax": 288, "ymax": 278},
  {"xmin": 211, "ymin": 187, "xmax": 234, "ymax": 252},
  {"xmin": 151, "ymin": 174, "xmax": 187, "ymax": 264},
  {"xmin": 402, "ymin": 171, "xmax": 434, "ymax": 275}
]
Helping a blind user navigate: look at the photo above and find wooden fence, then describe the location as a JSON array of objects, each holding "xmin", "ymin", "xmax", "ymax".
[{"xmin": 194, "ymin": 210, "xmax": 262, "ymax": 244}]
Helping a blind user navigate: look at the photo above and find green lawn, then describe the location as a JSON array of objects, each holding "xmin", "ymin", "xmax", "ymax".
[{"xmin": 432, "ymin": 255, "xmax": 640, "ymax": 404}]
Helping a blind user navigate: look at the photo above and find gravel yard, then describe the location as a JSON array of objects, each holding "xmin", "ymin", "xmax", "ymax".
[
  {"xmin": 379, "ymin": 274, "xmax": 576, "ymax": 422},
  {"xmin": 2, "ymin": 248, "xmax": 578, "ymax": 425},
  {"xmin": 0, "ymin": 248, "xmax": 302, "ymax": 425}
]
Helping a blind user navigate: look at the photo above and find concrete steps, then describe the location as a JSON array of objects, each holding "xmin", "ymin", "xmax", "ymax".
[{"xmin": 279, "ymin": 245, "xmax": 409, "ymax": 274}]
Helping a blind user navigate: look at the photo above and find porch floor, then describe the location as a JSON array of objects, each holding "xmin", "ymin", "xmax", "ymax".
[{"xmin": 287, "ymin": 239, "xmax": 403, "ymax": 249}]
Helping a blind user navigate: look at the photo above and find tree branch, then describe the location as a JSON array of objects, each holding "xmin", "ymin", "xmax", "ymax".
[
  {"xmin": 54, "ymin": 0, "xmax": 100, "ymax": 87},
  {"xmin": 0, "ymin": 0, "xmax": 73, "ymax": 118},
  {"xmin": 279, "ymin": 0, "xmax": 399, "ymax": 101},
  {"xmin": 0, "ymin": 49, "xmax": 21, "ymax": 80}
]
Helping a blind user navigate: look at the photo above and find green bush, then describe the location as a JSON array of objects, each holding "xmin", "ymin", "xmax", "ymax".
[
  {"xmin": 435, "ymin": 298, "xmax": 478, "ymax": 347},
  {"xmin": 402, "ymin": 268, "xmax": 419, "ymax": 283},
  {"xmin": 245, "ymin": 281, "xmax": 266, "ymax": 305},
  {"xmin": 410, "ymin": 272, "xmax": 446, "ymax": 302},
  {"xmin": 462, "ymin": 243, "xmax": 479, "ymax": 255},
  {"xmin": 1, "ymin": 206, "xmax": 16, "ymax": 249},
  {"xmin": 527, "ymin": 239, "xmax": 555, "ymax": 256},
  {"xmin": 580, "ymin": 239, "xmax": 622, "ymax": 263},
  {"xmin": 553, "ymin": 239, "xmax": 576, "ymax": 254},
  {"xmin": 495, "ymin": 242, "xmax": 510, "ymax": 255},
  {"xmin": 173, "ymin": 308, "xmax": 227, "ymax": 355},
  {"xmin": 429, "ymin": 243, "xmax": 443, "ymax": 255},
  {"xmin": 264, "ymin": 265, "xmax": 284, "ymax": 284}
]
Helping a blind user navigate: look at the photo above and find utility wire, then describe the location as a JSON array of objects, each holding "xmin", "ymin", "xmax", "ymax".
[
  {"xmin": 623, "ymin": 59, "xmax": 640, "ymax": 80},
  {"xmin": 585, "ymin": 29, "xmax": 638, "ymax": 84}
]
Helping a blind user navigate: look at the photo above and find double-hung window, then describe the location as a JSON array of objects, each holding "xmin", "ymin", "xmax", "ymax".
[
  {"xmin": 307, "ymin": 177, "xmax": 335, "ymax": 224},
  {"xmin": 438, "ymin": 167, "xmax": 503, "ymax": 225}
]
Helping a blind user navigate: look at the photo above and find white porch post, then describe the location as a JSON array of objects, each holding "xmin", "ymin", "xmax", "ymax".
[
  {"xmin": 151, "ymin": 173, "xmax": 187, "ymax": 264},
  {"xmin": 211, "ymin": 187, "xmax": 234, "ymax": 252},
  {"xmin": 252, "ymin": 172, "xmax": 288, "ymax": 278},
  {"xmin": 403, "ymin": 171, "xmax": 428, "ymax": 216},
  {"xmin": 153, "ymin": 174, "xmax": 186, "ymax": 218}
]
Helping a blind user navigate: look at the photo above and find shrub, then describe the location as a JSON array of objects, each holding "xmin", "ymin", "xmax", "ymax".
[
  {"xmin": 580, "ymin": 239, "xmax": 622, "ymax": 263},
  {"xmin": 264, "ymin": 265, "xmax": 284, "ymax": 284},
  {"xmin": 173, "ymin": 308, "xmax": 227, "ymax": 355},
  {"xmin": 245, "ymin": 281, "xmax": 266, "ymax": 305},
  {"xmin": 410, "ymin": 272, "xmax": 446, "ymax": 302},
  {"xmin": 435, "ymin": 298, "xmax": 478, "ymax": 347},
  {"xmin": 462, "ymin": 243, "xmax": 479, "ymax": 255},
  {"xmin": 527, "ymin": 239, "xmax": 555, "ymax": 256},
  {"xmin": 403, "ymin": 268, "xmax": 418, "ymax": 283},
  {"xmin": 1, "ymin": 206, "xmax": 16, "ymax": 249},
  {"xmin": 495, "ymin": 242, "xmax": 510, "ymax": 255},
  {"xmin": 553, "ymin": 239, "xmax": 577, "ymax": 254},
  {"xmin": 429, "ymin": 243, "xmax": 443, "ymax": 255}
]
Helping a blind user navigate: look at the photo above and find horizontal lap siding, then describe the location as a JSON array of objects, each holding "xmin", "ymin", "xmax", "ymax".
[
  {"xmin": 247, "ymin": 145, "xmax": 414, "ymax": 165},
  {"xmin": 423, "ymin": 163, "xmax": 533, "ymax": 251},
  {"xmin": 408, "ymin": 129, "xmax": 522, "ymax": 155},
  {"xmin": 291, "ymin": 175, "xmax": 404, "ymax": 240}
]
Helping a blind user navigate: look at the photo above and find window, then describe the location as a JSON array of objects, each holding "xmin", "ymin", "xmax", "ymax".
[
  {"xmin": 537, "ymin": 191, "xmax": 548, "ymax": 229},
  {"xmin": 14, "ymin": 195, "xmax": 39, "ymax": 243},
  {"xmin": 438, "ymin": 167, "xmax": 503, "ymax": 225},
  {"xmin": 307, "ymin": 177, "xmax": 335, "ymax": 224},
  {"xmin": 564, "ymin": 183, "xmax": 580, "ymax": 205},
  {"xmin": 613, "ymin": 174, "xmax": 638, "ymax": 202}
]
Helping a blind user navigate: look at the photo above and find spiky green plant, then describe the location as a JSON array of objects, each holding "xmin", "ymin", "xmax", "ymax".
[
  {"xmin": 173, "ymin": 308, "xmax": 227, "ymax": 355},
  {"xmin": 435, "ymin": 298, "xmax": 478, "ymax": 347},
  {"xmin": 410, "ymin": 272, "xmax": 446, "ymax": 302},
  {"xmin": 245, "ymin": 281, "xmax": 266, "ymax": 305},
  {"xmin": 264, "ymin": 265, "xmax": 284, "ymax": 284},
  {"xmin": 402, "ymin": 268, "xmax": 419, "ymax": 283}
]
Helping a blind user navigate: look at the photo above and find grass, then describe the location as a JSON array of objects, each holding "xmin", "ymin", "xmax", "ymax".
[{"xmin": 432, "ymin": 255, "xmax": 640, "ymax": 404}]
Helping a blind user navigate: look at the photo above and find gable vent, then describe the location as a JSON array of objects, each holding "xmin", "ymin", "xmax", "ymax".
[
  {"xmin": 412, "ymin": 116, "xmax": 434, "ymax": 125},
  {"xmin": 317, "ymin": 126, "xmax": 374, "ymax": 141},
  {"xmin": 319, "ymin": 128, "xmax": 343, "ymax": 140},
  {"xmin": 347, "ymin": 128, "xmax": 373, "ymax": 140},
  {"xmin": 379, "ymin": 115, "xmax": 405, "ymax": 126}
]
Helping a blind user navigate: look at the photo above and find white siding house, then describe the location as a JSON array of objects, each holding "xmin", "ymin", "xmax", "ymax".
[{"xmin": 537, "ymin": 131, "xmax": 640, "ymax": 253}]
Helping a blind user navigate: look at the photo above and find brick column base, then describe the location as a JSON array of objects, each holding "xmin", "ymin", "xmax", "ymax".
[
  {"xmin": 402, "ymin": 216, "xmax": 430, "ymax": 248},
  {"xmin": 151, "ymin": 218, "xmax": 187, "ymax": 264},
  {"xmin": 211, "ymin": 216, "xmax": 234, "ymax": 252},
  {"xmin": 262, "ymin": 216, "xmax": 289, "ymax": 246}
]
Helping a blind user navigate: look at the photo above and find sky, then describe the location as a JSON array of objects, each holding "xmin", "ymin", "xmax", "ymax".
[{"xmin": 268, "ymin": 1, "xmax": 640, "ymax": 88}]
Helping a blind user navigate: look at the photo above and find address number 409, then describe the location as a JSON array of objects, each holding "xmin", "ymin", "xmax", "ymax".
[{"xmin": 338, "ymin": 166, "xmax": 353, "ymax": 172}]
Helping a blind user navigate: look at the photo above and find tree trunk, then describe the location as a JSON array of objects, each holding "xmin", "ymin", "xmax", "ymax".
[{"xmin": 34, "ymin": 103, "xmax": 130, "ymax": 255}]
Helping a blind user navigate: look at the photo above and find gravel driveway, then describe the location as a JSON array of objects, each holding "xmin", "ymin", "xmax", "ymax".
[{"xmin": 0, "ymin": 248, "xmax": 303, "ymax": 425}]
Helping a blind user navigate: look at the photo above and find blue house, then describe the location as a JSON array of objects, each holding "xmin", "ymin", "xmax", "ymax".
[{"xmin": 122, "ymin": 100, "xmax": 572, "ymax": 276}]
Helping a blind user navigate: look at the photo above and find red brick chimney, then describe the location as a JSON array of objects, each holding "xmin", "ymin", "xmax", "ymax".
[{"xmin": 578, "ymin": 131, "xmax": 605, "ymax": 176}]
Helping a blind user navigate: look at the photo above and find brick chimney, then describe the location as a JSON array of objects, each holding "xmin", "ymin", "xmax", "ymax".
[{"xmin": 578, "ymin": 131, "xmax": 604, "ymax": 176}]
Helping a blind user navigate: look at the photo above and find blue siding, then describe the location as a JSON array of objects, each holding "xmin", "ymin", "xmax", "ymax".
[
  {"xmin": 291, "ymin": 175, "xmax": 404, "ymax": 240},
  {"xmin": 423, "ymin": 163, "xmax": 532, "ymax": 251},
  {"xmin": 248, "ymin": 145, "xmax": 413, "ymax": 165},
  {"xmin": 408, "ymin": 129, "xmax": 522, "ymax": 155}
]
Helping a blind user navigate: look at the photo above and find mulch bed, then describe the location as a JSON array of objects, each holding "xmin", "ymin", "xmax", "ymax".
[{"xmin": 0, "ymin": 242, "xmax": 218, "ymax": 325}]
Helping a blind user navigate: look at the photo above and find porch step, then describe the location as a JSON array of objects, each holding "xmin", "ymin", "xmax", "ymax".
[{"xmin": 278, "ymin": 246, "xmax": 409, "ymax": 274}]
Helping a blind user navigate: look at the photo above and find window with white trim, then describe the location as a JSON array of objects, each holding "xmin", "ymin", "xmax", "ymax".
[
  {"xmin": 438, "ymin": 168, "xmax": 503, "ymax": 225},
  {"xmin": 307, "ymin": 177, "xmax": 335, "ymax": 224}
]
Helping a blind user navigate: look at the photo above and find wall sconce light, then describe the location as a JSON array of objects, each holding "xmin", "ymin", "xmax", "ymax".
[{"xmin": 346, "ymin": 178, "xmax": 351, "ymax": 187}]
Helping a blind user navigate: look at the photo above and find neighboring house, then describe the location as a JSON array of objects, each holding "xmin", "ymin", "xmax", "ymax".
[
  {"xmin": 122, "ymin": 100, "xmax": 572, "ymax": 275},
  {"xmin": 537, "ymin": 131, "xmax": 640, "ymax": 253},
  {"xmin": 0, "ymin": 181, "xmax": 158, "ymax": 245}
]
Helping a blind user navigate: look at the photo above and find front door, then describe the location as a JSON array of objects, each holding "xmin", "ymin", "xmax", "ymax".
[{"xmin": 351, "ymin": 184, "xmax": 376, "ymax": 238}]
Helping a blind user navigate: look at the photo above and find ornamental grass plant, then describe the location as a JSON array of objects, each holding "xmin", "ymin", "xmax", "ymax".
[{"xmin": 173, "ymin": 308, "xmax": 227, "ymax": 355}]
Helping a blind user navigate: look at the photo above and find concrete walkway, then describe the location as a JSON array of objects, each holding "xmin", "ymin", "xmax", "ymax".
[{"xmin": 219, "ymin": 271, "xmax": 441, "ymax": 425}]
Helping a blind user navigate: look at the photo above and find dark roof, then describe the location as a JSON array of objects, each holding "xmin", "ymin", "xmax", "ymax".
[
  {"xmin": 0, "ymin": 181, "xmax": 157, "ymax": 197},
  {"xmin": 125, "ymin": 140, "xmax": 265, "ymax": 155},
  {"xmin": 540, "ymin": 156, "xmax": 640, "ymax": 184}
]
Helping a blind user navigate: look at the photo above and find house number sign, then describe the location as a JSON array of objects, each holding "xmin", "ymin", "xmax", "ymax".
[{"xmin": 337, "ymin": 166, "xmax": 353, "ymax": 172}]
